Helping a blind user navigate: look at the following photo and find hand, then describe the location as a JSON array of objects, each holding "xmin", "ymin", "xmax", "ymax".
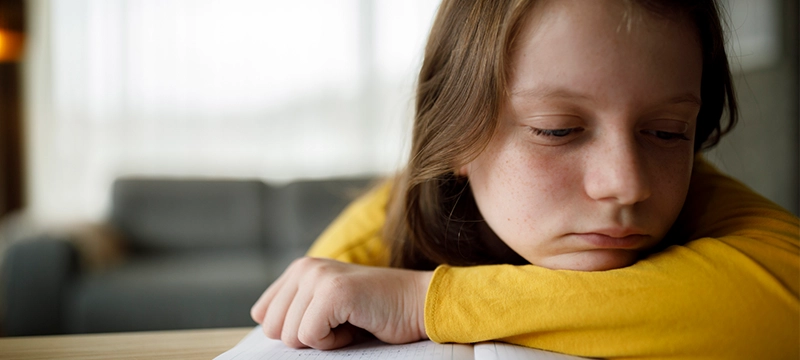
[{"xmin": 250, "ymin": 257, "xmax": 434, "ymax": 350}]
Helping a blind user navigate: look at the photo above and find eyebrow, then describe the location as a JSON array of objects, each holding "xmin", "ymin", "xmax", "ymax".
[
  {"xmin": 511, "ymin": 87, "xmax": 593, "ymax": 101},
  {"xmin": 510, "ymin": 86, "xmax": 702, "ymax": 107},
  {"xmin": 666, "ymin": 93, "xmax": 703, "ymax": 107}
]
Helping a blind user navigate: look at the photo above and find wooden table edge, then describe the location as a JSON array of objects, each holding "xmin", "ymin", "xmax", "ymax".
[{"xmin": 0, "ymin": 326, "xmax": 253, "ymax": 360}]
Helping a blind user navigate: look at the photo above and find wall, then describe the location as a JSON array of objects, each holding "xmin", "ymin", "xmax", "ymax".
[{"xmin": 705, "ymin": 0, "xmax": 799, "ymax": 215}]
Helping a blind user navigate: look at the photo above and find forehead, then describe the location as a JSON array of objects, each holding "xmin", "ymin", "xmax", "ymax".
[
  {"xmin": 519, "ymin": 0, "xmax": 694, "ymax": 44},
  {"xmin": 508, "ymin": 0, "xmax": 702, "ymax": 106}
]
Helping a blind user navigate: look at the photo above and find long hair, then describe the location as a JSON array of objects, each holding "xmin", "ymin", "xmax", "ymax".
[{"xmin": 384, "ymin": 0, "xmax": 739, "ymax": 270}]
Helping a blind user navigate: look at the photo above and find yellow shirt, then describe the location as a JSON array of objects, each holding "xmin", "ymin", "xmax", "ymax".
[{"xmin": 307, "ymin": 157, "xmax": 800, "ymax": 359}]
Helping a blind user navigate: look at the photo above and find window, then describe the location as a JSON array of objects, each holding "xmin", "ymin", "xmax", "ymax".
[{"xmin": 24, "ymin": 0, "xmax": 440, "ymax": 221}]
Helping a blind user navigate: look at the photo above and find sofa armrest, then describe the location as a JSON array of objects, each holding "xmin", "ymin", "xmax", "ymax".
[{"xmin": 1, "ymin": 235, "xmax": 79, "ymax": 335}]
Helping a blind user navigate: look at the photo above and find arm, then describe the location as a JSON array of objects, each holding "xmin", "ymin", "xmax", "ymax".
[
  {"xmin": 257, "ymin": 157, "xmax": 798, "ymax": 357},
  {"xmin": 425, "ymin": 157, "xmax": 799, "ymax": 359}
]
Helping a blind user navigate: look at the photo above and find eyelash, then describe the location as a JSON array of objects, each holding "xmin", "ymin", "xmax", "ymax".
[
  {"xmin": 527, "ymin": 127, "xmax": 690, "ymax": 145},
  {"xmin": 529, "ymin": 127, "xmax": 582, "ymax": 137},
  {"xmin": 644, "ymin": 130, "xmax": 690, "ymax": 141}
]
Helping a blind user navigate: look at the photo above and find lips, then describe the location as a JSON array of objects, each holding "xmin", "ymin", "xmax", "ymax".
[{"xmin": 575, "ymin": 231, "xmax": 649, "ymax": 249}]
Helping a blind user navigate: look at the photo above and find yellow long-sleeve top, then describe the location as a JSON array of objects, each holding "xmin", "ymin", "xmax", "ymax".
[{"xmin": 306, "ymin": 157, "xmax": 800, "ymax": 359}]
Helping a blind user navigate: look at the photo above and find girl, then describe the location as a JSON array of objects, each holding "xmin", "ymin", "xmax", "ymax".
[{"xmin": 251, "ymin": 0, "xmax": 800, "ymax": 358}]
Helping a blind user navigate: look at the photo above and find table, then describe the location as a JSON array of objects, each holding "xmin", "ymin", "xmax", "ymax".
[{"xmin": 0, "ymin": 327, "xmax": 252, "ymax": 360}]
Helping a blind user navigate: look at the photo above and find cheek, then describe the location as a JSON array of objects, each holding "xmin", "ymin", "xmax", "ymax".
[
  {"xmin": 652, "ymin": 140, "xmax": 694, "ymax": 181},
  {"xmin": 642, "ymin": 146, "xmax": 694, "ymax": 234},
  {"xmin": 665, "ymin": 161, "xmax": 692, "ymax": 193},
  {"xmin": 468, "ymin": 136, "xmax": 579, "ymax": 232}
]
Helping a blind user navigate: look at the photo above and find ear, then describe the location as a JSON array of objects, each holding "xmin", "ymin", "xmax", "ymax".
[{"xmin": 456, "ymin": 163, "xmax": 470, "ymax": 177}]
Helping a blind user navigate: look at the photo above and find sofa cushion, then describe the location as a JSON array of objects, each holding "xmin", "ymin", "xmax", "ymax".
[{"xmin": 111, "ymin": 179, "xmax": 268, "ymax": 251}]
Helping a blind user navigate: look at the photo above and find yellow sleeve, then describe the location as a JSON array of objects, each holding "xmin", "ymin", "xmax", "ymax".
[
  {"xmin": 425, "ymin": 157, "xmax": 800, "ymax": 359},
  {"xmin": 305, "ymin": 181, "xmax": 391, "ymax": 267}
]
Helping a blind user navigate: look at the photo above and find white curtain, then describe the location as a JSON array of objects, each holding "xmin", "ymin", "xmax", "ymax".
[{"xmin": 23, "ymin": 0, "xmax": 440, "ymax": 222}]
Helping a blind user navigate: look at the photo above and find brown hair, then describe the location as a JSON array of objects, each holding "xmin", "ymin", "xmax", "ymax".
[{"xmin": 384, "ymin": 0, "xmax": 739, "ymax": 270}]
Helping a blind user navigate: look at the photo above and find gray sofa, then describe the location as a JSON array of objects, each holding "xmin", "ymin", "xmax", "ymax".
[{"xmin": 1, "ymin": 176, "xmax": 375, "ymax": 336}]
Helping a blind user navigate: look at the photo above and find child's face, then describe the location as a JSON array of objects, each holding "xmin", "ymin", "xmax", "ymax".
[{"xmin": 462, "ymin": 0, "xmax": 702, "ymax": 271}]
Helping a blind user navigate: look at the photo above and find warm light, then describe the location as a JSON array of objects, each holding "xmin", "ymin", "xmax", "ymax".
[{"xmin": 0, "ymin": 29, "xmax": 24, "ymax": 62}]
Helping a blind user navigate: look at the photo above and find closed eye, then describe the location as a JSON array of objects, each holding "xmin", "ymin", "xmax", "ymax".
[
  {"xmin": 639, "ymin": 119, "xmax": 691, "ymax": 146},
  {"xmin": 641, "ymin": 129, "xmax": 689, "ymax": 141},
  {"xmin": 529, "ymin": 127, "xmax": 582, "ymax": 137},
  {"xmin": 524, "ymin": 126, "xmax": 584, "ymax": 146}
]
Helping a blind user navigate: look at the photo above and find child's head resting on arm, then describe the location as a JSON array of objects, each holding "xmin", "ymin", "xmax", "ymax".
[{"xmin": 384, "ymin": 0, "xmax": 738, "ymax": 271}]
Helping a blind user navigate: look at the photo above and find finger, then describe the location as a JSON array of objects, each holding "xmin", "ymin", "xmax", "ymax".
[
  {"xmin": 280, "ymin": 287, "xmax": 315, "ymax": 349},
  {"xmin": 250, "ymin": 271, "xmax": 289, "ymax": 324},
  {"xmin": 301, "ymin": 321, "xmax": 358, "ymax": 350},
  {"xmin": 251, "ymin": 257, "xmax": 309, "ymax": 324},
  {"xmin": 262, "ymin": 280, "xmax": 299, "ymax": 340},
  {"xmin": 298, "ymin": 296, "xmax": 355, "ymax": 350}
]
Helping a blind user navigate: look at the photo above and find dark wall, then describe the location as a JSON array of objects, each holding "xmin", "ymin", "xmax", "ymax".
[{"xmin": 705, "ymin": 0, "xmax": 799, "ymax": 215}]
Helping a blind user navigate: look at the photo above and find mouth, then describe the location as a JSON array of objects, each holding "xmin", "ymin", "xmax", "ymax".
[{"xmin": 573, "ymin": 231, "xmax": 650, "ymax": 249}]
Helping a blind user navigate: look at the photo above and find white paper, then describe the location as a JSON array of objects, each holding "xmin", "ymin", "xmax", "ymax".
[
  {"xmin": 473, "ymin": 342, "xmax": 590, "ymax": 360},
  {"xmin": 215, "ymin": 326, "xmax": 475, "ymax": 360}
]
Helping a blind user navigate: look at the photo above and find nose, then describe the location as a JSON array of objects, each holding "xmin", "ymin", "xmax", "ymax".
[{"xmin": 584, "ymin": 132, "xmax": 651, "ymax": 205}]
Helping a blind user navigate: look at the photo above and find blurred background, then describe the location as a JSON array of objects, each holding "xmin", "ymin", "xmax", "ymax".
[
  {"xmin": 1, "ymin": 0, "xmax": 798, "ymax": 230},
  {"xmin": 0, "ymin": 0, "xmax": 796, "ymax": 336},
  {"xmin": 7, "ymin": 0, "xmax": 440, "ymax": 226}
]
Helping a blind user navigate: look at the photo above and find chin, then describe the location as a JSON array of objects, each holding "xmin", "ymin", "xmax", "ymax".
[{"xmin": 537, "ymin": 250, "xmax": 640, "ymax": 271}]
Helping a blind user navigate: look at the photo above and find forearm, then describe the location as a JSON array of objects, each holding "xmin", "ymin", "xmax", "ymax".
[{"xmin": 424, "ymin": 237, "xmax": 799, "ymax": 359}]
